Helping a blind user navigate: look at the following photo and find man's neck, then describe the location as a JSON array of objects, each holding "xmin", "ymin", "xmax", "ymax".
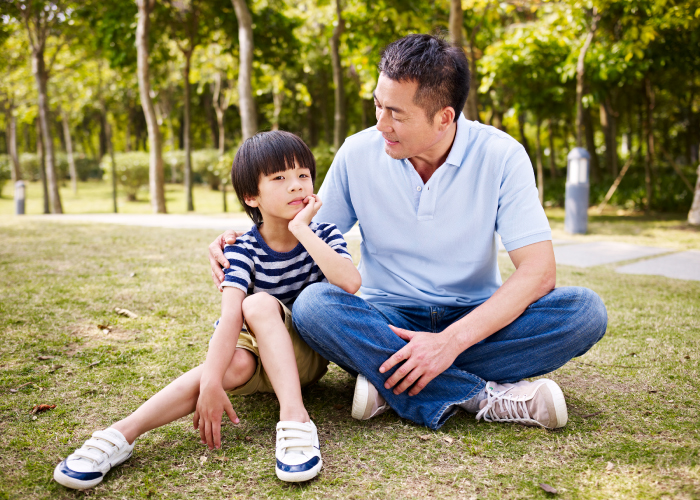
[{"xmin": 408, "ymin": 122, "xmax": 458, "ymax": 184}]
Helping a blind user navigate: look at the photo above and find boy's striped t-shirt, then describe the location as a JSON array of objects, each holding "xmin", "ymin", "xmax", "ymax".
[{"xmin": 220, "ymin": 222, "xmax": 353, "ymax": 307}]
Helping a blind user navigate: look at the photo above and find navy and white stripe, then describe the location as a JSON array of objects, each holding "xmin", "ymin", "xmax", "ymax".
[{"xmin": 221, "ymin": 222, "xmax": 353, "ymax": 306}]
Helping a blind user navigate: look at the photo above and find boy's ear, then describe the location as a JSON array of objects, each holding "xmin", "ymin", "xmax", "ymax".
[{"xmin": 244, "ymin": 196, "xmax": 259, "ymax": 208}]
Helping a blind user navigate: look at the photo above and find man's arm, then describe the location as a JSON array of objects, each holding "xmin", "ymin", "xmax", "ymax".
[{"xmin": 380, "ymin": 240, "xmax": 556, "ymax": 396}]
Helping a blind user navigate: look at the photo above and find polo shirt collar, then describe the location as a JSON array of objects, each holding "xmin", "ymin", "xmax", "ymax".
[{"xmin": 444, "ymin": 114, "xmax": 470, "ymax": 168}]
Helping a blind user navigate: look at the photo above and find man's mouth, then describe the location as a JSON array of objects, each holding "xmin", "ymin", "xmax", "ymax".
[{"xmin": 383, "ymin": 135, "xmax": 399, "ymax": 146}]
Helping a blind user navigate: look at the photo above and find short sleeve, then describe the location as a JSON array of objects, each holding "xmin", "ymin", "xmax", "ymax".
[
  {"xmin": 314, "ymin": 223, "xmax": 354, "ymax": 262},
  {"xmin": 315, "ymin": 145, "xmax": 358, "ymax": 234},
  {"xmin": 221, "ymin": 244, "xmax": 254, "ymax": 293},
  {"xmin": 495, "ymin": 143, "xmax": 552, "ymax": 252}
]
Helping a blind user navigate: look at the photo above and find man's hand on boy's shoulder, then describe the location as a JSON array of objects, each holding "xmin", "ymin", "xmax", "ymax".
[{"xmin": 209, "ymin": 230, "xmax": 246, "ymax": 290}]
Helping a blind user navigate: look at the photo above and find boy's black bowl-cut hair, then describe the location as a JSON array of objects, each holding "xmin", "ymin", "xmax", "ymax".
[{"xmin": 231, "ymin": 130, "xmax": 317, "ymax": 226}]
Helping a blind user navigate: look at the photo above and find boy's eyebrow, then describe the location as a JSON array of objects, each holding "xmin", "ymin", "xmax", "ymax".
[{"xmin": 373, "ymin": 91, "xmax": 404, "ymax": 114}]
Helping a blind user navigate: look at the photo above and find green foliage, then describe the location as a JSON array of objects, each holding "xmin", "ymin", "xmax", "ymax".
[
  {"xmin": 312, "ymin": 141, "xmax": 336, "ymax": 191},
  {"xmin": 0, "ymin": 155, "xmax": 10, "ymax": 196},
  {"xmin": 18, "ymin": 153, "xmax": 101, "ymax": 182},
  {"xmin": 101, "ymin": 152, "xmax": 150, "ymax": 201}
]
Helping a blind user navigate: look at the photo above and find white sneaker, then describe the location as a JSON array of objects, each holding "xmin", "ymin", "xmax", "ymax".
[
  {"xmin": 351, "ymin": 373, "xmax": 390, "ymax": 420},
  {"xmin": 275, "ymin": 420, "xmax": 322, "ymax": 482},
  {"xmin": 475, "ymin": 378, "xmax": 568, "ymax": 429},
  {"xmin": 53, "ymin": 428, "xmax": 134, "ymax": 490}
]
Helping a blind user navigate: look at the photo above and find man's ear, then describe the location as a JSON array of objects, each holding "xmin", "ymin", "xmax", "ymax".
[
  {"xmin": 437, "ymin": 106, "xmax": 456, "ymax": 130},
  {"xmin": 244, "ymin": 196, "xmax": 259, "ymax": 208}
]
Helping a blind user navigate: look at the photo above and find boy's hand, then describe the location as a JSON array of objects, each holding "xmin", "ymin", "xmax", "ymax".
[
  {"xmin": 288, "ymin": 195, "xmax": 322, "ymax": 233},
  {"xmin": 209, "ymin": 230, "xmax": 246, "ymax": 291},
  {"xmin": 193, "ymin": 383, "xmax": 239, "ymax": 449}
]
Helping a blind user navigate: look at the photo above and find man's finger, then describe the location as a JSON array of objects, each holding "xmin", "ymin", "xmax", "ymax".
[
  {"xmin": 408, "ymin": 374, "xmax": 433, "ymax": 396},
  {"xmin": 392, "ymin": 366, "xmax": 423, "ymax": 395},
  {"xmin": 223, "ymin": 230, "xmax": 244, "ymax": 245},
  {"xmin": 384, "ymin": 356, "xmax": 418, "ymax": 390},
  {"xmin": 388, "ymin": 325, "xmax": 413, "ymax": 341},
  {"xmin": 379, "ymin": 344, "xmax": 411, "ymax": 374}
]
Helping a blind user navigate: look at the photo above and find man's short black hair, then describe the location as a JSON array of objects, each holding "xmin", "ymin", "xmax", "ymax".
[
  {"xmin": 378, "ymin": 33, "xmax": 470, "ymax": 123},
  {"xmin": 231, "ymin": 130, "xmax": 316, "ymax": 226}
]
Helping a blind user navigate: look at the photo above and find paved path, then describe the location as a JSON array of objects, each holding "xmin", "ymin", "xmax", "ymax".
[{"xmin": 27, "ymin": 214, "xmax": 698, "ymax": 281}]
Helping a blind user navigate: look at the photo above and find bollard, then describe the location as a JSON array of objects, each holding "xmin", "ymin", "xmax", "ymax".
[
  {"xmin": 14, "ymin": 180, "xmax": 25, "ymax": 215},
  {"xmin": 565, "ymin": 148, "xmax": 590, "ymax": 234}
]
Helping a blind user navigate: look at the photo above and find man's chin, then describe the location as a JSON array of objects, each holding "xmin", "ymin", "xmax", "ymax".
[{"xmin": 383, "ymin": 144, "xmax": 408, "ymax": 160}]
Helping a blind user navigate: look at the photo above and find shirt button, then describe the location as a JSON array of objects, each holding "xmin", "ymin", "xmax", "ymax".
[{"xmin": 416, "ymin": 186, "xmax": 422, "ymax": 191}]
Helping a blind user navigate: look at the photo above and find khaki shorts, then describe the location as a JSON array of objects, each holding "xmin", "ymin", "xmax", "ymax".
[{"xmin": 226, "ymin": 299, "xmax": 328, "ymax": 396}]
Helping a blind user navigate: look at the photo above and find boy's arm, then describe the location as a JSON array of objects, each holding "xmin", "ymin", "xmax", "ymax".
[
  {"xmin": 194, "ymin": 286, "xmax": 247, "ymax": 449},
  {"xmin": 289, "ymin": 195, "xmax": 361, "ymax": 294}
]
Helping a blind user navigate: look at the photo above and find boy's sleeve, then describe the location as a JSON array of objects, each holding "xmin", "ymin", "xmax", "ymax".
[
  {"xmin": 221, "ymin": 244, "xmax": 254, "ymax": 294},
  {"xmin": 315, "ymin": 223, "xmax": 354, "ymax": 262}
]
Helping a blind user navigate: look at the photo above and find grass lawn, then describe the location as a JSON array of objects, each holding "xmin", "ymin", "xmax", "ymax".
[
  {"xmin": 0, "ymin": 181, "xmax": 244, "ymax": 216},
  {"xmin": 0, "ymin": 215, "xmax": 699, "ymax": 499}
]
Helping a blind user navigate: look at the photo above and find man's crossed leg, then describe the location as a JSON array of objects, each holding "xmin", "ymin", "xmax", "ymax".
[{"xmin": 292, "ymin": 283, "xmax": 607, "ymax": 430}]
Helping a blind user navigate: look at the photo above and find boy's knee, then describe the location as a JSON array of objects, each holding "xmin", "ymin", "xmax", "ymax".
[
  {"xmin": 223, "ymin": 349, "xmax": 256, "ymax": 389},
  {"xmin": 241, "ymin": 292, "xmax": 280, "ymax": 322}
]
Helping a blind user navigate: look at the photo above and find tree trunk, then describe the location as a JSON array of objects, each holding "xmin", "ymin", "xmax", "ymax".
[
  {"xmin": 32, "ymin": 48, "xmax": 62, "ymax": 213},
  {"xmin": 106, "ymin": 117, "xmax": 118, "ymax": 213},
  {"xmin": 517, "ymin": 112, "xmax": 531, "ymax": 159},
  {"xmin": 272, "ymin": 85, "xmax": 284, "ymax": 131},
  {"xmin": 688, "ymin": 162, "xmax": 700, "ymax": 225},
  {"xmin": 5, "ymin": 104, "xmax": 21, "ymax": 182},
  {"xmin": 203, "ymin": 86, "xmax": 219, "ymax": 148},
  {"xmin": 583, "ymin": 106, "xmax": 600, "ymax": 183},
  {"xmin": 535, "ymin": 118, "xmax": 544, "ymax": 205},
  {"xmin": 548, "ymin": 119, "xmax": 557, "ymax": 179},
  {"xmin": 183, "ymin": 52, "xmax": 194, "ymax": 212},
  {"xmin": 212, "ymin": 72, "xmax": 229, "ymax": 157},
  {"xmin": 231, "ymin": 0, "xmax": 257, "ymax": 141},
  {"xmin": 600, "ymin": 96, "xmax": 618, "ymax": 177},
  {"xmin": 60, "ymin": 109, "xmax": 77, "ymax": 194},
  {"xmin": 643, "ymin": 77, "xmax": 655, "ymax": 213},
  {"xmin": 575, "ymin": 9, "xmax": 598, "ymax": 147},
  {"xmin": 464, "ymin": 44, "xmax": 479, "ymax": 121},
  {"xmin": 330, "ymin": 0, "xmax": 346, "ymax": 150},
  {"xmin": 125, "ymin": 109, "xmax": 132, "ymax": 152},
  {"xmin": 36, "ymin": 118, "xmax": 49, "ymax": 213},
  {"xmin": 136, "ymin": 0, "xmax": 167, "ymax": 213},
  {"xmin": 449, "ymin": 0, "xmax": 462, "ymax": 47}
]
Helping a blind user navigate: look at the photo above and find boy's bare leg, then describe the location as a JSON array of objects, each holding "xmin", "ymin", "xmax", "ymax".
[
  {"xmin": 242, "ymin": 293, "xmax": 309, "ymax": 423},
  {"xmin": 111, "ymin": 348, "xmax": 257, "ymax": 444}
]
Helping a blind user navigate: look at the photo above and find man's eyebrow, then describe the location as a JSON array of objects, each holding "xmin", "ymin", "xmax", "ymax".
[{"xmin": 373, "ymin": 92, "xmax": 405, "ymax": 114}]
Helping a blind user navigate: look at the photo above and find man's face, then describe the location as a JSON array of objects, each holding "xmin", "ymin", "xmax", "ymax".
[{"xmin": 373, "ymin": 73, "xmax": 446, "ymax": 160}]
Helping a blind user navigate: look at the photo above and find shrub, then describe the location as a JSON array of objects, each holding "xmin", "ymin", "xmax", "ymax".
[
  {"xmin": 101, "ymin": 152, "xmax": 150, "ymax": 201},
  {"xmin": 193, "ymin": 149, "xmax": 227, "ymax": 190},
  {"xmin": 0, "ymin": 155, "xmax": 10, "ymax": 197},
  {"xmin": 19, "ymin": 152, "xmax": 101, "ymax": 182}
]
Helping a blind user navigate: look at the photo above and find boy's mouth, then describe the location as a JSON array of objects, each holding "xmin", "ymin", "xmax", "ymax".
[{"xmin": 288, "ymin": 197, "xmax": 305, "ymax": 206}]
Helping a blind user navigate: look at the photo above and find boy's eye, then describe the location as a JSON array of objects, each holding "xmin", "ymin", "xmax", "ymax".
[{"xmin": 299, "ymin": 173, "xmax": 309, "ymax": 178}]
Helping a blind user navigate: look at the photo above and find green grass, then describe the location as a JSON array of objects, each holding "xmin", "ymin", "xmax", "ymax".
[
  {"xmin": 0, "ymin": 180, "xmax": 244, "ymax": 216},
  {"xmin": 0, "ymin": 216, "xmax": 699, "ymax": 499}
]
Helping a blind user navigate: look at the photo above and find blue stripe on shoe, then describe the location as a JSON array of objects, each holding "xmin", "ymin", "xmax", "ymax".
[
  {"xmin": 58, "ymin": 462, "xmax": 103, "ymax": 481},
  {"xmin": 276, "ymin": 456, "xmax": 320, "ymax": 473}
]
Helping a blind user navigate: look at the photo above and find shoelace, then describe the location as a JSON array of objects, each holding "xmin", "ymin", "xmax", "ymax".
[{"xmin": 475, "ymin": 388, "xmax": 541, "ymax": 427}]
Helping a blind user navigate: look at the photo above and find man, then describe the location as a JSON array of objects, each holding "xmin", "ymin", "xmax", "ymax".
[{"xmin": 209, "ymin": 34, "xmax": 607, "ymax": 430}]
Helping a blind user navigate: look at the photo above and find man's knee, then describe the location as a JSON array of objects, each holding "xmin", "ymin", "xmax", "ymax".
[
  {"xmin": 293, "ymin": 283, "xmax": 339, "ymax": 329},
  {"xmin": 559, "ymin": 286, "xmax": 607, "ymax": 353}
]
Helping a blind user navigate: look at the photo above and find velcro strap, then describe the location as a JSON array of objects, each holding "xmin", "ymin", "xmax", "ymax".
[
  {"xmin": 83, "ymin": 438, "xmax": 115, "ymax": 455},
  {"xmin": 72, "ymin": 447, "xmax": 105, "ymax": 463},
  {"xmin": 91, "ymin": 430, "xmax": 121, "ymax": 447}
]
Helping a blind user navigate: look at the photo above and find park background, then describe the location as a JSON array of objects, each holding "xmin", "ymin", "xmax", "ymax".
[{"xmin": 1, "ymin": 1, "xmax": 700, "ymax": 499}]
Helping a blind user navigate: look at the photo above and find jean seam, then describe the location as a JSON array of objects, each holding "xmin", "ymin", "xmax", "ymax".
[{"xmin": 429, "ymin": 378, "xmax": 486, "ymax": 429}]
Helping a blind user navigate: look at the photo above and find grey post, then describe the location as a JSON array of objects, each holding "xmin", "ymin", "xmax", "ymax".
[
  {"xmin": 565, "ymin": 147, "xmax": 590, "ymax": 234},
  {"xmin": 14, "ymin": 180, "xmax": 26, "ymax": 215}
]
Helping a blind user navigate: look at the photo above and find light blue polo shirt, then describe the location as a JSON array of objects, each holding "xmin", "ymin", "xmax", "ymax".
[{"xmin": 314, "ymin": 114, "xmax": 551, "ymax": 307}]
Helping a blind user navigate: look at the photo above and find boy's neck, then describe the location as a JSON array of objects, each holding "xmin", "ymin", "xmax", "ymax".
[{"xmin": 258, "ymin": 217, "xmax": 300, "ymax": 253}]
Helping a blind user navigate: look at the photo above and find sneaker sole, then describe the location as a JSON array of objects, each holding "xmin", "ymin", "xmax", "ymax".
[
  {"xmin": 351, "ymin": 374, "xmax": 372, "ymax": 420},
  {"xmin": 540, "ymin": 378, "xmax": 568, "ymax": 428},
  {"xmin": 53, "ymin": 450, "xmax": 132, "ymax": 490},
  {"xmin": 276, "ymin": 458, "xmax": 323, "ymax": 482}
]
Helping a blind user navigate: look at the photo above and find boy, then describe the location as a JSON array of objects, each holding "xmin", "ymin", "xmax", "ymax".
[{"xmin": 54, "ymin": 131, "xmax": 361, "ymax": 488}]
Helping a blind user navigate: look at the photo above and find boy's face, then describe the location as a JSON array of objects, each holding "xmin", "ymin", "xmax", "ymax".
[{"xmin": 244, "ymin": 162, "xmax": 314, "ymax": 223}]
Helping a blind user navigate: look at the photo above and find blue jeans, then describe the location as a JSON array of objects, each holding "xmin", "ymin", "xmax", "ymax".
[{"xmin": 292, "ymin": 284, "xmax": 607, "ymax": 430}]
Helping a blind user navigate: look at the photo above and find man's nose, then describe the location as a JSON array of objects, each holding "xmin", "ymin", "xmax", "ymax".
[{"xmin": 376, "ymin": 109, "xmax": 392, "ymax": 133}]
